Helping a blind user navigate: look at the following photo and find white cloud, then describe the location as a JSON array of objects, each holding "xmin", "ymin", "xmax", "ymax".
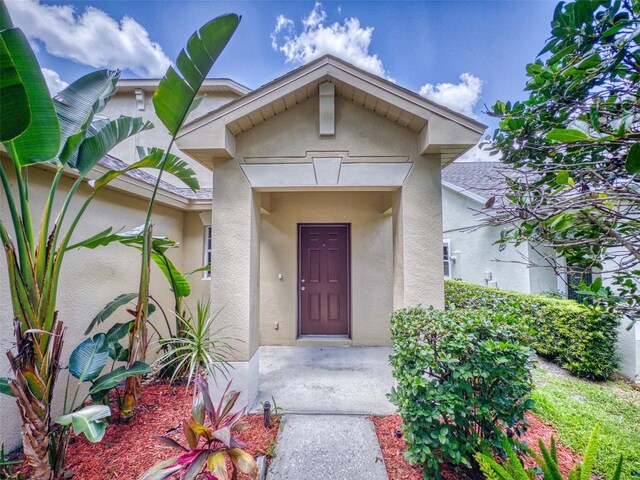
[
  {"xmin": 271, "ymin": 2, "xmax": 393, "ymax": 81},
  {"xmin": 41, "ymin": 67, "xmax": 68, "ymax": 95},
  {"xmin": 419, "ymin": 73, "xmax": 483, "ymax": 118},
  {"xmin": 6, "ymin": 0, "xmax": 171, "ymax": 77},
  {"xmin": 456, "ymin": 144, "xmax": 501, "ymax": 163}
]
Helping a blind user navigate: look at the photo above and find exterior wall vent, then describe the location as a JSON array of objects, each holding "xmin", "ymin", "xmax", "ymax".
[
  {"xmin": 319, "ymin": 82, "xmax": 335, "ymax": 136},
  {"xmin": 135, "ymin": 88, "xmax": 146, "ymax": 111}
]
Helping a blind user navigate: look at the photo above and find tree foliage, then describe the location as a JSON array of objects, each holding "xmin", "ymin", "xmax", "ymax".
[{"xmin": 487, "ymin": 0, "xmax": 640, "ymax": 324}]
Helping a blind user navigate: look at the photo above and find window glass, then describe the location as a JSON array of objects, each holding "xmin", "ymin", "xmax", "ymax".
[
  {"xmin": 443, "ymin": 240, "xmax": 451, "ymax": 279},
  {"xmin": 203, "ymin": 226, "xmax": 212, "ymax": 278}
]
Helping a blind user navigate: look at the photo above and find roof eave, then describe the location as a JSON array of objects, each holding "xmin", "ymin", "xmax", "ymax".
[
  {"xmin": 176, "ymin": 55, "xmax": 485, "ymax": 168},
  {"xmin": 116, "ymin": 78, "xmax": 251, "ymax": 97}
]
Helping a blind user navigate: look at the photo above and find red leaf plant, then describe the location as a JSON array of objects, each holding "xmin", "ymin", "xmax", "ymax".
[{"xmin": 141, "ymin": 377, "xmax": 258, "ymax": 480}]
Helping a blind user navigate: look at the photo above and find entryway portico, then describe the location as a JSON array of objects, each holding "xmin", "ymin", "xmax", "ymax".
[{"xmin": 176, "ymin": 55, "xmax": 484, "ymax": 407}]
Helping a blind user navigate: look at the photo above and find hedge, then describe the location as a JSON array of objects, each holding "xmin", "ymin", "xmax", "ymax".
[
  {"xmin": 389, "ymin": 306, "xmax": 534, "ymax": 478},
  {"xmin": 444, "ymin": 280, "xmax": 619, "ymax": 379}
]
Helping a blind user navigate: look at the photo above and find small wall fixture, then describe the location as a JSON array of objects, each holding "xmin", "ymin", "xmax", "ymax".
[
  {"xmin": 319, "ymin": 82, "xmax": 335, "ymax": 136},
  {"xmin": 198, "ymin": 211, "xmax": 212, "ymax": 226},
  {"xmin": 134, "ymin": 88, "xmax": 146, "ymax": 111}
]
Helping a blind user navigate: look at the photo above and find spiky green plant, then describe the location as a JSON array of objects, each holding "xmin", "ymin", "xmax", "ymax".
[
  {"xmin": 155, "ymin": 300, "xmax": 235, "ymax": 386},
  {"xmin": 475, "ymin": 425, "xmax": 624, "ymax": 480}
]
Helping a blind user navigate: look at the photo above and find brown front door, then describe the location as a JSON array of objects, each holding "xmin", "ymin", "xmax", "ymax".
[{"xmin": 298, "ymin": 224, "xmax": 350, "ymax": 336}]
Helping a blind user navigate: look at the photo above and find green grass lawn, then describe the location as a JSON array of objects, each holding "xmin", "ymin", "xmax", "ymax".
[{"xmin": 532, "ymin": 364, "xmax": 640, "ymax": 479}]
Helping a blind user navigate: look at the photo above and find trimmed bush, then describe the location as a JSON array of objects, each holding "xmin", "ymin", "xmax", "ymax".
[
  {"xmin": 444, "ymin": 280, "xmax": 619, "ymax": 379},
  {"xmin": 389, "ymin": 306, "xmax": 535, "ymax": 479}
]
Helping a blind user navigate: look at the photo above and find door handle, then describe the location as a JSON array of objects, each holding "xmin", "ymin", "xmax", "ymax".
[{"xmin": 301, "ymin": 286, "xmax": 306, "ymax": 291}]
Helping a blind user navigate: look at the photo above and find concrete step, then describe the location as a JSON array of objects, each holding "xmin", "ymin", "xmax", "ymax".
[{"xmin": 266, "ymin": 414, "xmax": 388, "ymax": 480}]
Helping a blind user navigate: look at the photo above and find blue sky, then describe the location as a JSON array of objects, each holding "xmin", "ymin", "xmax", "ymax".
[{"xmin": 6, "ymin": 0, "xmax": 558, "ymax": 158}]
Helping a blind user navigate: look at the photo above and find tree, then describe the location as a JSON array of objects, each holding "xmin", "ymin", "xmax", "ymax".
[
  {"xmin": 0, "ymin": 1, "xmax": 239, "ymax": 476},
  {"xmin": 486, "ymin": 0, "xmax": 640, "ymax": 325}
]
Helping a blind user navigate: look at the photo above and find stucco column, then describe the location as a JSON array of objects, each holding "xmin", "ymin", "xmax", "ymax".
[
  {"xmin": 393, "ymin": 154, "xmax": 445, "ymax": 310},
  {"xmin": 392, "ymin": 189, "xmax": 404, "ymax": 311},
  {"xmin": 209, "ymin": 158, "xmax": 260, "ymax": 408}
]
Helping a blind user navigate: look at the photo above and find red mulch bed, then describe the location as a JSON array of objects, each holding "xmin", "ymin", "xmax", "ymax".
[
  {"xmin": 15, "ymin": 382, "xmax": 279, "ymax": 480},
  {"xmin": 371, "ymin": 413, "xmax": 581, "ymax": 480}
]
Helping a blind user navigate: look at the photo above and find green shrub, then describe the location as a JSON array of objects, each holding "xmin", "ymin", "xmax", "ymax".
[
  {"xmin": 445, "ymin": 280, "xmax": 619, "ymax": 379},
  {"xmin": 389, "ymin": 306, "xmax": 535, "ymax": 479}
]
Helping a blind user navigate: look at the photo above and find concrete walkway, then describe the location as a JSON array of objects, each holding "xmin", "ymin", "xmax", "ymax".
[
  {"xmin": 266, "ymin": 414, "xmax": 388, "ymax": 480},
  {"xmin": 251, "ymin": 346, "xmax": 395, "ymax": 415},
  {"xmin": 254, "ymin": 347, "xmax": 395, "ymax": 479}
]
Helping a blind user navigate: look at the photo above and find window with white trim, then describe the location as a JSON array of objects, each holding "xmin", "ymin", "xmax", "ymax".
[
  {"xmin": 443, "ymin": 239, "xmax": 452, "ymax": 279},
  {"xmin": 203, "ymin": 226, "xmax": 212, "ymax": 279}
]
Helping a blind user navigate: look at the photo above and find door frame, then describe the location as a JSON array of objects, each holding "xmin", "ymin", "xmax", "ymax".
[{"xmin": 296, "ymin": 223, "xmax": 352, "ymax": 338}]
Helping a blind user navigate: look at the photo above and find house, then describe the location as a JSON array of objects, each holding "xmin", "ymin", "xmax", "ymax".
[
  {"xmin": 0, "ymin": 54, "xmax": 485, "ymax": 449},
  {"xmin": 442, "ymin": 161, "xmax": 560, "ymax": 295},
  {"xmin": 441, "ymin": 161, "xmax": 640, "ymax": 383}
]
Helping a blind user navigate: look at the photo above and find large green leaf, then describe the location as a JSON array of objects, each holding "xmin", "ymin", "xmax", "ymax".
[
  {"xmin": 0, "ymin": 377, "xmax": 15, "ymax": 397},
  {"xmin": 55, "ymin": 404, "xmax": 111, "ymax": 442},
  {"xmin": 546, "ymin": 128, "xmax": 592, "ymax": 142},
  {"xmin": 55, "ymin": 69, "xmax": 119, "ymax": 166},
  {"xmin": 85, "ymin": 293, "xmax": 137, "ymax": 335},
  {"xmin": 93, "ymin": 147, "xmax": 199, "ymax": 191},
  {"xmin": 153, "ymin": 13, "xmax": 240, "ymax": 135},
  {"xmin": 89, "ymin": 361, "xmax": 150, "ymax": 394},
  {"xmin": 626, "ymin": 143, "xmax": 640, "ymax": 174},
  {"xmin": 105, "ymin": 320, "xmax": 134, "ymax": 343},
  {"xmin": 105, "ymin": 321, "xmax": 133, "ymax": 360},
  {"xmin": 75, "ymin": 116, "xmax": 153, "ymax": 175},
  {"xmin": 67, "ymin": 226, "xmax": 178, "ymax": 252},
  {"xmin": 69, "ymin": 334, "xmax": 109, "ymax": 382},
  {"xmin": 2, "ymin": 27, "xmax": 59, "ymax": 165},
  {"xmin": 185, "ymin": 265, "xmax": 211, "ymax": 278},
  {"xmin": 0, "ymin": 34, "xmax": 30, "ymax": 141},
  {"xmin": 1, "ymin": 0, "xmax": 13, "ymax": 29},
  {"xmin": 151, "ymin": 250, "xmax": 191, "ymax": 298}
]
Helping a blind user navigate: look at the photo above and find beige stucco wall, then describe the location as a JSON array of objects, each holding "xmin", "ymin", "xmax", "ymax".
[
  {"xmin": 102, "ymin": 91, "xmax": 240, "ymax": 188},
  {"xmin": 239, "ymin": 96, "xmax": 416, "ymax": 159},
  {"xmin": 616, "ymin": 321, "xmax": 640, "ymax": 383},
  {"xmin": 208, "ymin": 94, "xmax": 445, "ymax": 359},
  {"xmin": 181, "ymin": 211, "xmax": 213, "ymax": 304},
  {"xmin": 527, "ymin": 243, "xmax": 562, "ymax": 295},
  {"xmin": 260, "ymin": 191, "xmax": 394, "ymax": 346},
  {"xmin": 443, "ymin": 186, "xmax": 542, "ymax": 293},
  {"xmin": 399, "ymin": 153, "xmax": 444, "ymax": 309},
  {"xmin": 0, "ymin": 159, "xmax": 196, "ymax": 451},
  {"xmin": 602, "ymin": 256, "xmax": 640, "ymax": 382}
]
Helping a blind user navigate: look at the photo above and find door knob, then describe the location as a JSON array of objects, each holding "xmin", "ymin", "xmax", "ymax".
[{"xmin": 301, "ymin": 286, "xmax": 306, "ymax": 291}]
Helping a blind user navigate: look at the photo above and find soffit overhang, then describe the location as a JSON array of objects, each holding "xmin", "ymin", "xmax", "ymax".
[
  {"xmin": 116, "ymin": 78, "xmax": 251, "ymax": 96},
  {"xmin": 176, "ymin": 55, "xmax": 486, "ymax": 169}
]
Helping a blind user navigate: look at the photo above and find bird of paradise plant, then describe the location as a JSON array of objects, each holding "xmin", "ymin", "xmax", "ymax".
[
  {"xmin": 0, "ymin": 2, "xmax": 239, "ymax": 478},
  {"xmin": 105, "ymin": 12, "xmax": 241, "ymax": 420}
]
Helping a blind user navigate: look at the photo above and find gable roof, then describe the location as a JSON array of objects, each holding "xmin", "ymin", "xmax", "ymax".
[
  {"xmin": 176, "ymin": 55, "xmax": 486, "ymax": 167},
  {"xmin": 442, "ymin": 161, "xmax": 510, "ymax": 203}
]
